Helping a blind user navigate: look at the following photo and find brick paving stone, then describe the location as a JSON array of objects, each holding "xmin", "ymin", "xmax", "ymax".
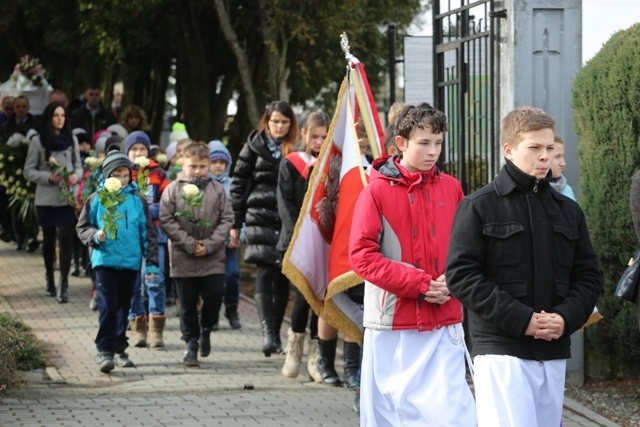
[{"xmin": 0, "ymin": 241, "xmax": 621, "ymax": 426}]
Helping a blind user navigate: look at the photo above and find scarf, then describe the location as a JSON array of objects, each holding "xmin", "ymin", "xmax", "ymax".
[
  {"xmin": 49, "ymin": 133, "xmax": 72, "ymax": 153},
  {"xmin": 549, "ymin": 175, "xmax": 567, "ymax": 193},
  {"xmin": 265, "ymin": 133, "xmax": 282, "ymax": 160}
]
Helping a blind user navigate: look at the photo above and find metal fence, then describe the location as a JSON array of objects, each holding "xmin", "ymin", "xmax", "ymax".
[{"xmin": 433, "ymin": 0, "xmax": 500, "ymax": 194}]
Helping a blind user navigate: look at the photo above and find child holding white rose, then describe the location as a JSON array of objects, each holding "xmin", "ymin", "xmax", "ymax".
[
  {"xmin": 76, "ymin": 150, "xmax": 160, "ymax": 374},
  {"xmin": 125, "ymin": 131, "xmax": 171, "ymax": 349},
  {"xmin": 159, "ymin": 142, "xmax": 234, "ymax": 366}
]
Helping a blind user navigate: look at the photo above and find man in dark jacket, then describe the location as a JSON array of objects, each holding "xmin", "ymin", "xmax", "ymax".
[
  {"xmin": 69, "ymin": 84, "xmax": 116, "ymax": 141},
  {"xmin": 446, "ymin": 106, "xmax": 601, "ymax": 427}
]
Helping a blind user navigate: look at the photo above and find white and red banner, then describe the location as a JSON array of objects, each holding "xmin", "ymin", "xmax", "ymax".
[{"xmin": 282, "ymin": 58, "xmax": 385, "ymax": 343}]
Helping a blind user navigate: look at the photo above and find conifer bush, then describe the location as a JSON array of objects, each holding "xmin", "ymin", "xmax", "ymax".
[
  {"xmin": 572, "ymin": 22, "xmax": 640, "ymax": 378},
  {"xmin": 0, "ymin": 312, "xmax": 47, "ymax": 390}
]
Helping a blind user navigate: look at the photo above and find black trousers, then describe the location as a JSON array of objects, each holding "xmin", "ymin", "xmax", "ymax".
[
  {"xmin": 175, "ymin": 274, "xmax": 224, "ymax": 342},
  {"xmin": 42, "ymin": 224, "xmax": 75, "ymax": 278},
  {"xmin": 255, "ymin": 264, "xmax": 289, "ymax": 296},
  {"xmin": 290, "ymin": 286, "xmax": 318, "ymax": 336}
]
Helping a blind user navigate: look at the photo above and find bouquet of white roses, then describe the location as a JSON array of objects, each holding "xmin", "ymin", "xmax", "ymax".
[
  {"xmin": 98, "ymin": 177, "xmax": 127, "ymax": 240},
  {"xmin": 175, "ymin": 183, "xmax": 212, "ymax": 240},
  {"xmin": 0, "ymin": 136, "xmax": 36, "ymax": 225},
  {"xmin": 134, "ymin": 156, "xmax": 150, "ymax": 196},
  {"xmin": 80, "ymin": 156, "xmax": 104, "ymax": 205},
  {"xmin": 48, "ymin": 156, "xmax": 76, "ymax": 207}
]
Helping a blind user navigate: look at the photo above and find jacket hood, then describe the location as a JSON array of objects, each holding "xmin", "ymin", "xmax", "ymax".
[
  {"xmin": 207, "ymin": 139, "xmax": 232, "ymax": 180},
  {"xmin": 370, "ymin": 155, "xmax": 441, "ymax": 186}
]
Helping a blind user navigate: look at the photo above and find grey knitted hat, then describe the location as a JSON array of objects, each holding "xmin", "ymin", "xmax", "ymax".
[{"xmin": 102, "ymin": 151, "xmax": 132, "ymax": 180}]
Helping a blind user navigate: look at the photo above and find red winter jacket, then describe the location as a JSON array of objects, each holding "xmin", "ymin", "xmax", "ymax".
[{"xmin": 349, "ymin": 155, "xmax": 464, "ymax": 332}]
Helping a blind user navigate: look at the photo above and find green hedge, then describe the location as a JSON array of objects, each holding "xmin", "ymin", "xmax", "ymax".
[
  {"xmin": 0, "ymin": 312, "xmax": 47, "ymax": 390},
  {"xmin": 572, "ymin": 22, "xmax": 640, "ymax": 378}
]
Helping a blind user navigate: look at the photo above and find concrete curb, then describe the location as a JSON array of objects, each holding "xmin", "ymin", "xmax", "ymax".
[{"xmin": 564, "ymin": 396, "xmax": 622, "ymax": 427}]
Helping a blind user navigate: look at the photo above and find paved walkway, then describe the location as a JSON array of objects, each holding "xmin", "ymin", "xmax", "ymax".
[{"xmin": 0, "ymin": 241, "xmax": 620, "ymax": 426}]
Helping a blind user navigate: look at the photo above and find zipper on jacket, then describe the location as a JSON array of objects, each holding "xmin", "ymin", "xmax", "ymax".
[
  {"xmin": 533, "ymin": 180, "xmax": 539, "ymax": 193},
  {"xmin": 125, "ymin": 211, "xmax": 129, "ymax": 229}
]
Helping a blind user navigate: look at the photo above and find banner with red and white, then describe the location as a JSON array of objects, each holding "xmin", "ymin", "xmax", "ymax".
[{"xmin": 282, "ymin": 57, "xmax": 384, "ymax": 343}]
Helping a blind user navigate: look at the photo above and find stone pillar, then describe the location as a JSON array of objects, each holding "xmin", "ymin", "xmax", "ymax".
[{"xmin": 497, "ymin": 0, "xmax": 584, "ymax": 386}]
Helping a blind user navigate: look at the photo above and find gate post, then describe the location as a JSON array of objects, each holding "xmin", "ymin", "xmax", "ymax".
[{"xmin": 497, "ymin": 0, "xmax": 584, "ymax": 386}]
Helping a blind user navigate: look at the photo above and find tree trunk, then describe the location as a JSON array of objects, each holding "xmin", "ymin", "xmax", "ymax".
[{"xmin": 213, "ymin": 0, "xmax": 261, "ymax": 128}]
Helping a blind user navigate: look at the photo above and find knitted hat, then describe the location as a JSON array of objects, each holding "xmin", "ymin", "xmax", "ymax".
[
  {"xmin": 104, "ymin": 135, "xmax": 124, "ymax": 154},
  {"xmin": 102, "ymin": 151, "xmax": 132, "ymax": 180},
  {"xmin": 165, "ymin": 141, "xmax": 178, "ymax": 160},
  {"xmin": 107, "ymin": 123, "xmax": 129, "ymax": 139},
  {"xmin": 94, "ymin": 134, "xmax": 110, "ymax": 154},
  {"xmin": 169, "ymin": 122, "xmax": 189, "ymax": 143},
  {"xmin": 125, "ymin": 131, "xmax": 151, "ymax": 155},
  {"xmin": 72, "ymin": 128, "xmax": 90, "ymax": 145},
  {"xmin": 92, "ymin": 129, "xmax": 111, "ymax": 147},
  {"xmin": 209, "ymin": 150, "xmax": 230, "ymax": 165}
]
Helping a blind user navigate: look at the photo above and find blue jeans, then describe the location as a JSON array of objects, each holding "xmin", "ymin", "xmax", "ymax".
[
  {"xmin": 94, "ymin": 267, "xmax": 137, "ymax": 354},
  {"xmin": 224, "ymin": 246, "xmax": 240, "ymax": 305},
  {"xmin": 129, "ymin": 244, "xmax": 167, "ymax": 319}
]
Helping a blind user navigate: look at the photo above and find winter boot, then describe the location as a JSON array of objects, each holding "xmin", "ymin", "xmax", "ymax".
[
  {"xmin": 132, "ymin": 316, "xmax": 148, "ymax": 347},
  {"xmin": 225, "ymin": 303, "xmax": 242, "ymax": 329},
  {"xmin": 316, "ymin": 337, "xmax": 342, "ymax": 386},
  {"xmin": 199, "ymin": 328, "xmax": 212, "ymax": 358},
  {"xmin": 57, "ymin": 276, "xmax": 69, "ymax": 303},
  {"xmin": 183, "ymin": 339, "xmax": 199, "ymax": 367},
  {"xmin": 307, "ymin": 338, "xmax": 322, "ymax": 382},
  {"xmin": 281, "ymin": 329, "xmax": 305, "ymax": 378},
  {"xmin": 98, "ymin": 352, "xmax": 114, "ymax": 374},
  {"xmin": 272, "ymin": 294, "xmax": 288, "ymax": 354},
  {"xmin": 71, "ymin": 247, "xmax": 82, "ymax": 277},
  {"xmin": 45, "ymin": 272, "xmax": 56, "ymax": 297},
  {"xmin": 148, "ymin": 314, "xmax": 166, "ymax": 349},
  {"xmin": 343, "ymin": 341, "xmax": 361, "ymax": 389},
  {"xmin": 254, "ymin": 293, "xmax": 276, "ymax": 356}
]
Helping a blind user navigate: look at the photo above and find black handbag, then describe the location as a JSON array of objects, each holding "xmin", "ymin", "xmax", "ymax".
[{"xmin": 615, "ymin": 250, "xmax": 640, "ymax": 302}]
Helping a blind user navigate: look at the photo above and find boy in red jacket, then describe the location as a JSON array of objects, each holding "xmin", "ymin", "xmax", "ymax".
[{"xmin": 349, "ymin": 104, "xmax": 476, "ymax": 426}]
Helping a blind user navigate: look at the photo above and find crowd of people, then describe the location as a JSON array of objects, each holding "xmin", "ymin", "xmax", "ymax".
[{"xmin": 0, "ymin": 84, "xmax": 603, "ymax": 427}]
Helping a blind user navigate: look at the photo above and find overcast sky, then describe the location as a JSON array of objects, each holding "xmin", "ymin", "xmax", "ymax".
[
  {"xmin": 583, "ymin": 0, "xmax": 639, "ymax": 63},
  {"xmin": 410, "ymin": 0, "xmax": 639, "ymax": 64}
]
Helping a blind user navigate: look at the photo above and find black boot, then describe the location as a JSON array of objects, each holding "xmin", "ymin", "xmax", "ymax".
[
  {"xmin": 225, "ymin": 303, "xmax": 242, "ymax": 329},
  {"xmin": 183, "ymin": 339, "xmax": 199, "ymax": 366},
  {"xmin": 254, "ymin": 293, "xmax": 276, "ymax": 357},
  {"xmin": 316, "ymin": 337, "xmax": 342, "ymax": 386},
  {"xmin": 343, "ymin": 341, "xmax": 361, "ymax": 389},
  {"xmin": 45, "ymin": 272, "xmax": 56, "ymax": 297},
  {"xmin": 71, "ymin": 247, "xmax": 81, "ymax": 276},
  {"xmin": 199, "ymin": 328, "xmax": 211, "ymax": 357},
  {"xmin": 272, "ymin": 295, "xmax": 288, "ymax": 354},
  {"xmin": 57, "ymin": 276, "xmax": 68, "ymax": 303}
]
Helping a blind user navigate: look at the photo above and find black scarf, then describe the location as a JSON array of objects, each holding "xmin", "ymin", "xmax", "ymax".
[{"xmin": 49, "ymin": 133, "xmax": 71, "ymax": 152}]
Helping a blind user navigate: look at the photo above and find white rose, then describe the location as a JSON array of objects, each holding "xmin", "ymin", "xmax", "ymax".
[
  {"xmin": 104, "ymin": 177, "xmax": 122, "ymax": 193},
  {"xmin": 182, "ymin": 184, "xmax": 200, "ymax": 197},
  {"xmin": 155, "ymin": 153, "xmax": 168, "ymax": 164},
  {"xmin": 85, "ymin": 156, "xmax": 97, "ymax": 167},
  {"xmin": 48, "ymin": 156, "xmax": 59, "ymax": 166},
  {"xmin": 135, "ymin": 157, "xmax": 150, "ymax": 167}
]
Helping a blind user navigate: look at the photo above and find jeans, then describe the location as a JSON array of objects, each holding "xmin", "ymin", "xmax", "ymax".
[
  {"xmin": 129, "ymin": 244, "xmax": 167, "ymax": 318},
  {"xmin": 224, "ymin": 246, "xmax": 240, "ymax": 305},
  {"xmin": 94, "ymin": 267, "xmax": 137, "ymax": 353},
  {"xmin": 175, "ymin": 274, "xmax": 224, "ymax": 342}
]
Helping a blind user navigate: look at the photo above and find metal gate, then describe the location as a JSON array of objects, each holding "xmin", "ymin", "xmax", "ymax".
[{"xmin": 433, "ymin": 0, "xmax": 501, "ymax": 194}]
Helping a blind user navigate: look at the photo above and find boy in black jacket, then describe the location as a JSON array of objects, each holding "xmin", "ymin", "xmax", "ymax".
[{"xmin": 446, "ymin": 106, "xmax": 601, "ymax": 427}]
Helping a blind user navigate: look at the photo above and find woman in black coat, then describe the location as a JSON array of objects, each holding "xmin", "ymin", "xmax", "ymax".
[{"xmin": 230, "ymin": 101, "xmax": 299, "ymax": 356}]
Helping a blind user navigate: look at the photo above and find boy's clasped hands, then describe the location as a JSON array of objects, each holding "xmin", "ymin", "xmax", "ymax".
[
  {"xmin": 526, "ymin": 310, "xmax": 565, "ymax": 341},
  {"xmin": 193, "ymin": 241, "xmax": 207, "ymax": 257},
  {"xmin": 422, "ymin": 274, "xmax": 451, "ymax": 305}
]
